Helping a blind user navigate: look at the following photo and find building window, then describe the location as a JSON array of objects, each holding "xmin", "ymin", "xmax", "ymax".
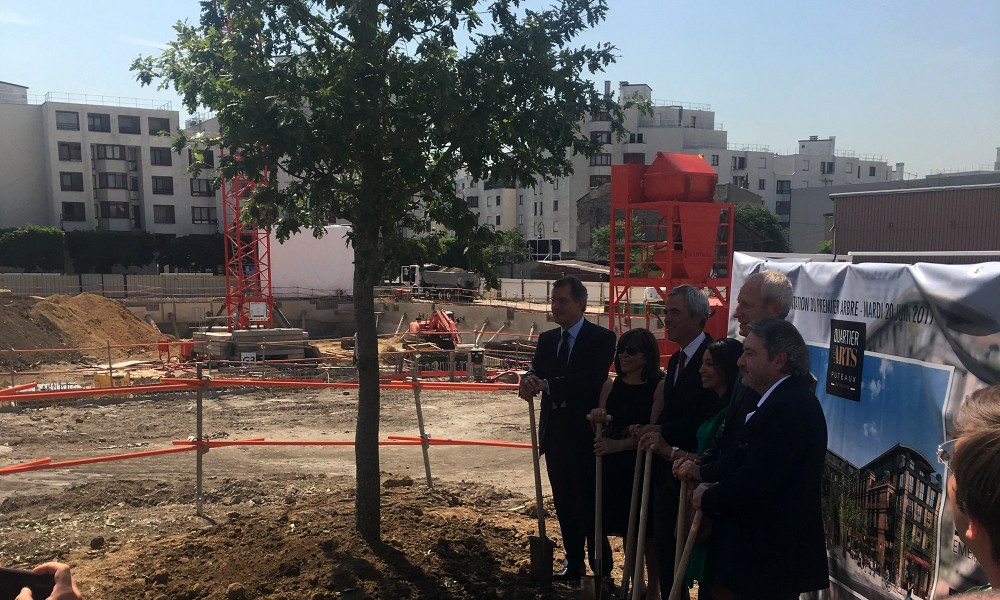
[
  {"xmin": 623, "ymin": 153, "xmax": 645, "ymax": 164},
  {"xmin": 628, "ymin": 133, "xmax": 644, "ymax": 143},
  {"xmin": 486, "ymin": 196, "xmax": 492, "ymax": 207},
  {"xmin": 590, "ymin": 175, "xmax": 611, "ymax": 188},
  {"xmin": 592, "ymin": 131, "xmax": 612, "ymax": 144},
  {"xmin": 802, "ymin": 159, "xmax": 810, "ymax": 171},
  {"xmin": 591, "ymin": 111, "xmax": 610, "ymax": 122},
  {"xmin": 467, "ymin": 196, "xmax": 479, "ymax": 208},
  {"xmin": 590, "ymin": 153, "xmax": 612, "ymax": 166},
  {"xmin": 845, "ymin": 161, "xmax": 854, "ymax": 173},
  {"xmin": 518, "ymin": 215, "xmax": 523, "ymax": 225},
  {"xmin": 130, "ymin": 176, "xmax": 139, "ymax": 191},
  {"xmin": 61, "ymin": 202, "xmax": 86, "ymax": 221},
  {"xmin": 776, "ymin": 180, "xmax": 791, "ymax": 194},
  {"xmin": 97, "ymin": 172, "xmax": 128, "ymax": 189},
  {"xmin": 775, "ymin": 200, "xmax": 790, "ymax": 215},
  {"xmin": 821, "ymin": 161, "xmax": 835, "ymax": 174},
  {"xmin": 58, "ymin": 142, "xmax": 82, "ymax": 161},
  {"xmin": 188, "ymin": 149, "xmax": 215, "ymax": 168},
  {"xmin": 149, "ymin": 117, "xmax": 171, "ymax": 135},
  {"xmin": 118, "ymin": 115, "xmax": 141, "ymax": 134},
  {"xmin": 150, "ymin": 147, "xmax": 173, "ymax": 166},
  {"xmin": 87, "ymin": 113, "xmax": 111, "ymax": 132},
  {"xmin": 518, "ymin": 194, "xmax": 523, "ymax": 206},
  {"xmin": 192, "ymin": 206, "xmax": 217, "ymax": 224},
  {"xmin": 732, "ymin": 156, "xmax": 747, "ymax": 170},
  {"xmin": 99, "ymin": 201, "xmax": 130, "ymax": 219},
  {"xmin": 190, "ymin": 179, "xmax": 215, "ymax": 197},
  {"xmin": 553, "ymin": 200, "xmax": 559, "ymax": 211},
  {"xmin": 553, "ymin": 179, "xmax": 558, "ymax": 190},
  {"xmin": 759, "ymin": 157, "xmax": 767, "ymax": 168},
  {"xmin": 710, "ymin": 154, "xmax": 719, "ymax": 166},
  {"xmin": 56, "ymin": 111, "xmax": 79, "ymax": 130},
  {"xmin": 153, "ymin": 204, "xmax": 176, "ymax": 224},
  {"xmin": 552, "ymin": 221, "xmax": 559, "ymax": 232},
  {"xmin": 151, "ymin": 176, "xmax": 174, "ymax": 195},
  {"xmin": 758, "ymin": 179, "xmax": 766, "ymax": 191},
  {"xmin": 869, "ymin": 166, "xmax": 876, "ymax": 177},
  {"xmin": 469, "ymin": 180, "xmax": 478, "ymax": 189},
  {"xmin": 59, "ymin": 172, "xmax": 84, "ymax": 191},
  {"xmin": 94, "ymin": 144, "xmax": 126, "ymax": 160},
  {"xmin": 494, "ymin": 215, "xmax": 501, "ymax": 226}
]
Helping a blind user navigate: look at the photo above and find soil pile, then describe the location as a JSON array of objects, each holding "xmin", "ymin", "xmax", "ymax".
[
  {"xmin": 0, "ymin": 293, "xmax": 165, "ymax": 370},
  {"xmin": 0, "ymin": 475, "xmax": 578, "ymax": 600}
]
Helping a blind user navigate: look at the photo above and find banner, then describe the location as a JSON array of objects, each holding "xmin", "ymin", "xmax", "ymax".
[{"xmin": 732, "ymin": 253, "xmax": 1000, "ymax": 599}]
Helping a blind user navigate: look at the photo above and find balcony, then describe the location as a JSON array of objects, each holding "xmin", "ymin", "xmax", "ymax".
[{"xmin": 94, "ymin": 187, "xmax": 129, "ymax": 202}]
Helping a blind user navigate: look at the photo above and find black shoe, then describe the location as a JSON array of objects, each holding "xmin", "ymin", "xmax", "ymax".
[{"xmin": 552, "ymin": 565, "xmax": 584, "ymax": 583}]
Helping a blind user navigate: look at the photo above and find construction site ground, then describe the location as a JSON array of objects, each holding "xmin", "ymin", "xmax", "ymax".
[{"xmin": 0, "ymin": 293, "xmax": 660, "ymax": 600}]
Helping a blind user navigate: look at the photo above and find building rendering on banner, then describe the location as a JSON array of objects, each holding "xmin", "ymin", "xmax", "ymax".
[
  {"xmin": 0, "ymin": 81, "xmax": 219, "ymax": 237},
  {"xmin": 456, "ymin": 81, "xmax": 898, "ymax": 259}
]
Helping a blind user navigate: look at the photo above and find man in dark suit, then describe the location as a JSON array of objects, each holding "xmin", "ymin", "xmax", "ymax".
[
  {"xmin": 638, "ymin": 284, "xmax": 719, "ymax": 599},
  {"xmin": 693, "ymin": 318, "xmax": 829, "ymax": 600},
  {"xmin": 520, "ymin": 275, "xmax": 617, "ymax": 582}
]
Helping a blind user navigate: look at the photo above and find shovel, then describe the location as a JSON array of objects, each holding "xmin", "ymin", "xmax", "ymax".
[
  {"xmin": 668, "ymin": 510, "xmax": 703, "ymax": 600},
  {"xmin": 619, "ymin": 449, "xmax": 644, "ymax": 599},
  {"xmin": 631, "ymin": 448, "xmax": 654, "ymax": 600},
  {"xmin": 674, "ymin": 480, "xmax": 689, "ymax": 572},
  {"xmin": 526, "ymin": 395, "xmax": 553, "ymax": 586},
  {"xmin": 583, "ymin": 411, "xmax": 615, "ymax": 600}
]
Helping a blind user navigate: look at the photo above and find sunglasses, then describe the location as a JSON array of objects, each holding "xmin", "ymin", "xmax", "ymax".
[
  {"xmin": 618, "ymin": 345, "xmax": 642, "ymax": 356},
  {"xmin": 937, "ymin": 438, "xmax": 957, "ymax": 467}
]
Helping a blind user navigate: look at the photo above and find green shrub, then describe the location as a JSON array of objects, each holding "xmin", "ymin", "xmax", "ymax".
[{"xmin": 0, "ymin": 225, "xmax": 65, "ymax": 272}]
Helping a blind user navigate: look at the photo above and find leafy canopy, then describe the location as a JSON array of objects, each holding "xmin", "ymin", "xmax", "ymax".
[
  {"xmin": 734, "ymin": 203, "xmax": 791, "ymax": 252},
  {"xmin": 132, "ymin": 0, "xmax": 626, "ymax": 280}
]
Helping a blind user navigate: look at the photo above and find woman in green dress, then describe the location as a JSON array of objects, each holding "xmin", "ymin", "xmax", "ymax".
[{"xmin": 679, "ymin": 337, "xmax": 743, "ymax": 600}]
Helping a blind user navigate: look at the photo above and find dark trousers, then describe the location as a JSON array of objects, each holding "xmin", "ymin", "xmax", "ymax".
[{"xmin": 544, "ymin": 409, "xmax": 612, "ymax": 575}]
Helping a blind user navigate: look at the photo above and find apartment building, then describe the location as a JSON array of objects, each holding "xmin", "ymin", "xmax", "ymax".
[
  {"xmin": 455, "ymin": 81, "xmax": 894, "ymax": 259},
  {"xmin": 0, "ymin": 82, "xmax": 219, "ymax": 238}
]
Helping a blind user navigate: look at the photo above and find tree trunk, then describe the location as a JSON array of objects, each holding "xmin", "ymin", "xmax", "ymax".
[{"xmin": 353, "ymin": 226, "xmax": 382, "ymax": 541}]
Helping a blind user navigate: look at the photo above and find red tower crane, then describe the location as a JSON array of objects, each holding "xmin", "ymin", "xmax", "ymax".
[
  {"xmin": 608, "ymin": 152, "xmax": 734, "ymax": 366},
  {"xmin": 220, "ymin": 155, "xmax": 274, "ymax": 331}
]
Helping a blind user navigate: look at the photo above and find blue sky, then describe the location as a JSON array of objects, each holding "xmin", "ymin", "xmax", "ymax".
[
  {"xmin": 810, "ymin": 346, "xmax": 951, "ymax": 476},
  {"xmin": 2, "ymin": 0, "xmax": 997, "ymax": 177}
]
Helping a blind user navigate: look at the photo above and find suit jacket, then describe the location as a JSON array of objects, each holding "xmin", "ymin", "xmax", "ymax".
[
  {"xmin": 698, "ymin": 372, "xmax": 759, "ymax": 483},
  {"xmin": 528, "ymin": 319, "xmax": 616, "ymax": 454},
  {"xmin": 656, "ymin": 334, "xmax": 721, "ymax": 453},
  {"xmin": 700, "ymin": 375, "xmax": 829, "ymax": 597}
]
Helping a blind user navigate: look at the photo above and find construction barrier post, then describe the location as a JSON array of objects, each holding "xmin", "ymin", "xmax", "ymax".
[
  {"xmin": 448, "ymin": 349, "xmax": 456, "ymax": 382},
  {"xmin": 196, "ymin": 363, "xmax": 206, "ymax": 517},
  {"xmin": 107, "ymin": 340, "xmax": 113, "ymax": 384},
  {"xmin": 411, "ymin": 356, "xmax": 434, "ymax": 489}
]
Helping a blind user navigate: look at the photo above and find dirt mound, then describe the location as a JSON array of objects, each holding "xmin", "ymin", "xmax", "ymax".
[
  {"xmin": 0, "ymin": 293, "xmax": 166, "ymax": 370},
  {"xmin": 1, "ymin": 476, "xmax": 574, "ymax": 600}
]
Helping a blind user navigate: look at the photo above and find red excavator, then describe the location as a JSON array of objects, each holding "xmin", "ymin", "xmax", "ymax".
[{"xmin": 404, "ymin": 309, "xmax": 461, "ymax": 350}]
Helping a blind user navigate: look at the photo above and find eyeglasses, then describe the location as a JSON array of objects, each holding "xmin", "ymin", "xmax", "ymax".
[
  {"xmin": 937, "ymin": 438, "xmax": 958, "ymax": 467},
  {"xmin": 618, "ymin": 346, "xmax": 641, "ymax": 356}
]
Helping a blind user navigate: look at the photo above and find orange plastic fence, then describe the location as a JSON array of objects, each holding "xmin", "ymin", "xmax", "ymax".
[
  {"xmin": 0, "ymin": 382, "xmax": 38, "ymax": 396},
  {"xmin": 0, "ymin": 382, "xmax": 198, "ymax": 405},
  {"xmin": 387, "ymin": 435, "xmax": 532, "ymax": 449}
]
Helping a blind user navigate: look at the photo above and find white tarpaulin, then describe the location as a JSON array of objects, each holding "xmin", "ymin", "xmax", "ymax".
[
  {"xmin": 268, "ymin": 225, "xmax": 354, "ymax": 297},
  {"xmin": 732, "ymin": 253, "xmax": 1000, "ymax": 599}
]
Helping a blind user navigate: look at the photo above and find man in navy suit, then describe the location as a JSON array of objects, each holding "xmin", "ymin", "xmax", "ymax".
[
  {"xmin": 520, "ymin": 275, "xmax": 617, "ymax": 582},
  {"xmin": 693, "ymin": 319, "xmax": 829, "ymax": 600}
]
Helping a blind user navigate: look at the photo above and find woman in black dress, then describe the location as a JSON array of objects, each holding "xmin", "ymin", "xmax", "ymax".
[{"xmin": 593, "ymin": 328, "xmax": 662, "ymax": 598}]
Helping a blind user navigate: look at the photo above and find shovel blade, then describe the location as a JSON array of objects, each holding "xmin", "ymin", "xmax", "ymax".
[
  {"xmin": 582, "ymin": 575, "xmax": 617, "ymax": 600},
  {"xmin": 529, "ymin": 535, "xmax": 553, "ymax": 584}
]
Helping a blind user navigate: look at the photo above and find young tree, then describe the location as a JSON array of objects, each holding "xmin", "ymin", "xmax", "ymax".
[
  {"xmin": 734, "ymin": 203, "xmax": 792, "ymax": 252},
  {"xmin": 133, "ymin": 0, "xmax": 627, "ymax": 540}
]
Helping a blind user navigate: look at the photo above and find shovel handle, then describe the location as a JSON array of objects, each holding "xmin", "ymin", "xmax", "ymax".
[
  {"xmin": 526, "ymin": 396, "xmax": 546, "ymax": 541},
  {"xmin": 675, "ymin": 480, "xmax": 689, "ymax": 571},
  {"xmin": 631, "ymin": 449, "xmax": 654, "ymax": 600},
  {"xmin": 668, "ymin": 511, "xmax": 703, "ymax": 600}
]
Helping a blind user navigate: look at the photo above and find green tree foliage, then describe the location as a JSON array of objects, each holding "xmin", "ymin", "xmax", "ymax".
[
  {"xmin": 65, "ymin": 231, "xmax": 156, "ymax": 273},
  {"xmin": 734, "ymin": 203, "xmax": 792, "ymax": 252},
  {"xmin": 817, "ymin": 239, "xmax": 833, "ymax": 254},
  {"xmin": 590, "ymin": 220, "xmax": 646, "ymax": 273},
  {"xmin": 156, "ymin": 234, "xmax": 226, "ymax": 273},
  {"xmin": 0, "ymin": 226, "xmax": 65, "ymax": 272},
  {"xmin": 133, "ymin": 0, "xmax": 626, "ymax": 540}
]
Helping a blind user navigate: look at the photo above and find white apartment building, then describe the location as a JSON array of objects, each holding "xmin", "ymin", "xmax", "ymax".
[
  {"xmin": 0, "ymin": 82, "xmax": 219, "ymax": 238},
  {"xmin": 456, "ymin": 81, "xmax": 895, "ymax": 259}
]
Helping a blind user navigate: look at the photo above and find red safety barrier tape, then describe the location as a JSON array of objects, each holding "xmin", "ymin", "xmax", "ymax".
[
  {"xmin": 0, "ymin": 382, "xmax": 38, "ymax": 396},
  {"xmin": 0, "ymin": 382, "xmax": 198, "ymax": 405},
  {"xmin": 0, "ymin": 446, "xmax": 197, "ymax": 475},
  {"xmin": 171, "ymin": 439, "xmax": 422, "ymax": 447},
  {"xmin": 387, "ymin": 435, "xmax": 532, "ymax": 449},
  {"xmin": 159, "ymin": 377, "xmax": 518, "ymax": 392}
]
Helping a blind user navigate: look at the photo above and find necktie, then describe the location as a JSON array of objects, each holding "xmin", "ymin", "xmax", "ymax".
[
  {"xmin": 675, "ymin": 351, "xmax": 686, "ymax": 383},
  {"xmin": 557, "ymin": 330, "xmax": 571, "ymax": 374}
]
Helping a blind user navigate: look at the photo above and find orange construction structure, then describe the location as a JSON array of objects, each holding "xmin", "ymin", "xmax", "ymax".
[{"xmin": 609, "ymin": 152, "xmax": 734, "ymax": 365}]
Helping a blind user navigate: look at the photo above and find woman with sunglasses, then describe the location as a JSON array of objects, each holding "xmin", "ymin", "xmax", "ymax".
[
  {"xmin": 593, "ymin": 328, "xmax": 663, "ymax": 599},
  {"xmin": 681, "ymin": 337, "xmax": 744, "ymax": 600}
]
